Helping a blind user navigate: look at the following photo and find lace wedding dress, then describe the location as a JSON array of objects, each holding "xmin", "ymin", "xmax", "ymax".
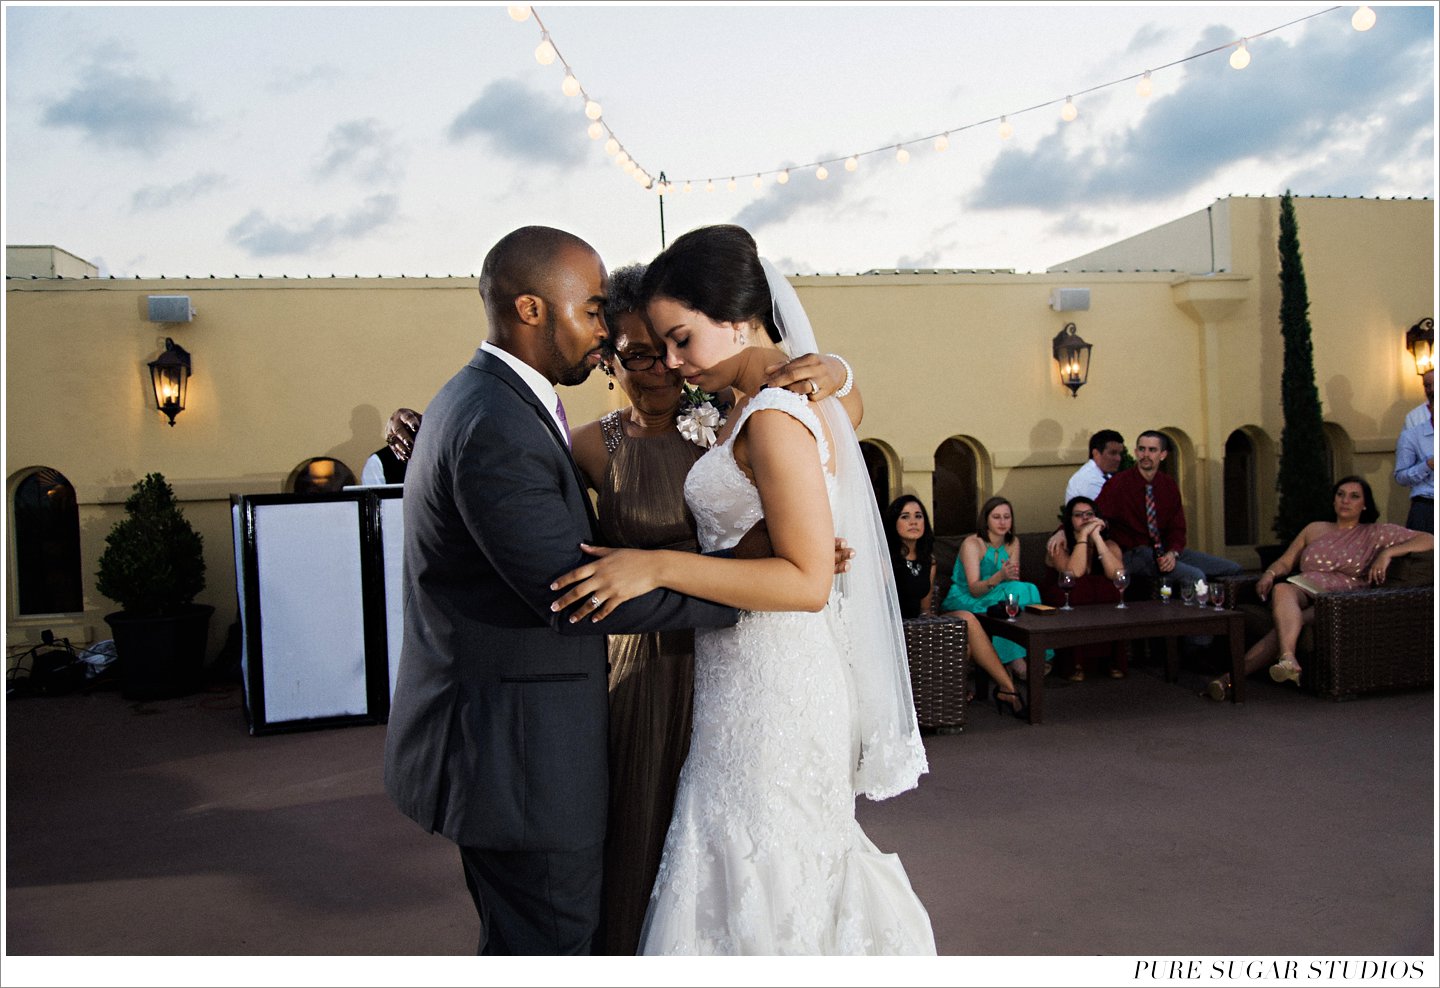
[{"xmin": 636, "ymin": 387, "xmax": 936, "ymax": 955}]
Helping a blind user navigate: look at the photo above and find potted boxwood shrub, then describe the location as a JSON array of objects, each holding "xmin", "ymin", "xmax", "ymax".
[{"xmin": 96, "ymin": 473, "xmax": 212, "ymax": 700}]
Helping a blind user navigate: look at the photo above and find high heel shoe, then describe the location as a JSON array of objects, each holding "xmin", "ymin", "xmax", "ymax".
[
  {"xmin": 993, "ymin": 687, "xmax": 1028, "ymax": 720},
  {"xmin": 1269, "ymin": 655, "xmax": 1302, "ymax": 686},
  {"xmin": 1205, "ymin": 674, "xmax": 1233, "ymax": 702}
]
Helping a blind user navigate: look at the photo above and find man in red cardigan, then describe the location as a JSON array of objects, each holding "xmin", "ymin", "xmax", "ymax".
[{"xmin": 1094, "ymin": 430, "xmax": 1242, "ymax": 588}]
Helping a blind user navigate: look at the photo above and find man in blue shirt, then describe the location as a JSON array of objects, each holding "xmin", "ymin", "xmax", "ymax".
[{"xmin": 1394, "ymin": 369, "xmax": 1433, "ymax": 533}]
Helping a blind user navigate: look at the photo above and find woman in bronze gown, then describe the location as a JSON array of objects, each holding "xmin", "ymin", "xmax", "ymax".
[{"xmin": 386, "ymin": 264, "xmax": 857, "ymax": 954}]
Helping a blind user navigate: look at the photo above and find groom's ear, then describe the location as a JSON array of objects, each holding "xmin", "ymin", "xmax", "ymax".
[{"xmin": 513, "ymin": 292, "xmax": 547, "ymax": 327}]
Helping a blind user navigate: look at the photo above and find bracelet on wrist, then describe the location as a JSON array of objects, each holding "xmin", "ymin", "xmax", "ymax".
[{"xmin": 826, "ymin": 353, "xmax": 855, "ymax": 398}]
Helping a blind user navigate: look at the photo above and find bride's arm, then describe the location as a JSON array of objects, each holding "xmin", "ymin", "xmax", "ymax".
[{"xmin": 551, "ymin": 409, "xmax": 835, "ymax": 621}]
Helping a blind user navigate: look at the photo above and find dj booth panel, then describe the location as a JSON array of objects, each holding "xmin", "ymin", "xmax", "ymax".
[{"xmin": 231, "ymin": 488, "xmax": 402, "ymax": 735}]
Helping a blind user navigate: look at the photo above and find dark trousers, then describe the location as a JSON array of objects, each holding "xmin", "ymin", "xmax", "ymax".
[
  {"xmin": 459, "ymin": 842, "xmax": 604, "ymax": 955},
  {"xmin": 1406, "ymin": 496, "xmax": 1434, "ymax": 534}
]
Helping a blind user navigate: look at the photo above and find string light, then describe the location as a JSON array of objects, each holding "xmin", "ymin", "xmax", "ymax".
[
  {"xmin": 515, "ymin": 6, "xmax": 1366, "ymax": 197},
  {"xmin": 705, "ymin": 179, "xmax": 715, "ymax": 192},
  {"xmin": 604, "ymin": 137, "xmax": 619, "ymax": 155},
  {"xmin": 683, "ymin": 181, "xmax": 693, "ymax": 193},
  {"xmin": 727, "ymin": 177, "xmax": 737, "ymax": 191}
]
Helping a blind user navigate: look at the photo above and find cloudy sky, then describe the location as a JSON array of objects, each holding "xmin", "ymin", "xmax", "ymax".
[{"xmin": 3, "ymin": 4, "xmax": 1434, "ymax": 279}]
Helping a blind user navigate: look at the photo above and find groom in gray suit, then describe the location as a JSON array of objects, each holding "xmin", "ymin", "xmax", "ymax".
[{"xmin": 383, "ymin": 226, "xmax": 736, "ymax": 955}]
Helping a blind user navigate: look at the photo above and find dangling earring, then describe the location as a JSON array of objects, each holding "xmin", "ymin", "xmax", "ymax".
[{"xmin": 607, "ymin": 379, "xmax": 615, "ymax": 391}]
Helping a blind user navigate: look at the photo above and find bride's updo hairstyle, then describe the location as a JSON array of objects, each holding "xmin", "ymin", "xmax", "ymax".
[{"xmin": 640, "ymin": 225, "xmax": 783, "ymax": 344}]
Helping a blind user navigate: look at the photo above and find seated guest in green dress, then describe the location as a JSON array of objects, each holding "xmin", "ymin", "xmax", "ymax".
[{"xmin": 941, "ymin": 496, "xmax": 1052, "ymax": 679}]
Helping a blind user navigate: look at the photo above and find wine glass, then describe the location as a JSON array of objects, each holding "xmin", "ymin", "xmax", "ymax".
[
  {"xmin": 1211, "ymin": 583, "xmax": 1226, "ymax": 610},
  {"xmin": 1004, "ymin": 591, "xmax": 1020, "ymax": 622},
  {"xmin": 1195, "ymin": 583, "xmax": 1210, "ymax": 608},
  {"xmin": 1159, "ymin": 578, "xmax": 1173, "ymax": 604},
  {"xmin": 1113, "ymin": 570, "xmax": 1130, "ymax": 609},
  {"xmin": 1057, "ymin": 571, "xmax": 1075, "ymax": 611},
  {"xmin": 1180, "ymin": 581, "xmax": 1196, "ymax": 606}
]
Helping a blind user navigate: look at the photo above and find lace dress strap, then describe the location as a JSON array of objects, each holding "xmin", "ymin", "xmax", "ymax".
[
  {"xmin": 729, "ymin": 387, "xmax": 829, "ymax": 468},
  {"xmin": 599, "ymin": 409, "xmax": 625, "ymax": 454}
]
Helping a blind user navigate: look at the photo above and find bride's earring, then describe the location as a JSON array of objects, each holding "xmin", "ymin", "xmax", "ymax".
[{"xmin": 733, "ymin": 325, "xmax": 748, "ymax": 346}]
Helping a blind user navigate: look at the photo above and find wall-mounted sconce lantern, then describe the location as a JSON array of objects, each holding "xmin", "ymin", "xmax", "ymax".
[
  {"xmin": 1406, "ymin": 317, "xmax": 1434, "ymax": 375},
  {"xmin": 148, "ymin": 337, "xmax": 191, "ymax": 426},
  {"xmin": 1052, "ymin": 322, "xmax": 1092, "ymax": 397}
]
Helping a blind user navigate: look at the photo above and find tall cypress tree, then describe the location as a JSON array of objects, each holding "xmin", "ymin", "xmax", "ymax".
[{"xmin": 1274, "ymin": 192, "xmax": 1331, "ymax": 544}]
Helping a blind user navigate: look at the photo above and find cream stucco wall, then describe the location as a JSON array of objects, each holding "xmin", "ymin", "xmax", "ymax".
[{"xmin": 5, "ymin": 196, "xmax": 1434, "ymax": 662}]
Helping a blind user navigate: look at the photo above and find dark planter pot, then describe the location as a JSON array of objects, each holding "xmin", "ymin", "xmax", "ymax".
[{"xmin": 105, "ymin": 604, "xmax": 215, "ymax": 701}]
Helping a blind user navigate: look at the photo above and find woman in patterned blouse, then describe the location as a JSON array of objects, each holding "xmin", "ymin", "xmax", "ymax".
[{"xmin": 1206, "ymin": 476, "xmax": 1432, "ymax": 700}]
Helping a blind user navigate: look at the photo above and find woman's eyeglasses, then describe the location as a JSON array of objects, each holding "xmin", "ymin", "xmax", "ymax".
[
  {"xmin": 616, "ymin": 353, "xmax": 664, "ymax": 371},
  {"xmin": 1072, "ymin": 510, "xmax": 1097, "ymax": 520}
]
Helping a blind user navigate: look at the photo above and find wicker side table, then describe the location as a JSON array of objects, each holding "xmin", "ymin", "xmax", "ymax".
[{"xmin": 903, "ymin": 615, "xmax": 970, "ymax": 734}]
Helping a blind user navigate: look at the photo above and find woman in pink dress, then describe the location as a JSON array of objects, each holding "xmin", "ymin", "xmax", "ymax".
[{"xmin": 1206, "ymin": 476, "xmax": 1432, "ymax": 699}]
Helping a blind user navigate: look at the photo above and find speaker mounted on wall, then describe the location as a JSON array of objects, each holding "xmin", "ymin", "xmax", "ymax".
[
  {"xmin": 147, "ymin": 295, "xmax": 195, "ymax": 323},
  {"xmin": 1049, "ymin": 288, "xmax": 1091, "ymax": 312}
]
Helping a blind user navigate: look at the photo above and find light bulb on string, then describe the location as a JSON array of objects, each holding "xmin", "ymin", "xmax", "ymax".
[
  {"xmin": 584, "ymin": 99, "xmax": 603, "ymax": 120},
  {"xmin": 752, "ymin": 175, "xmax": 763, "ymax": 190},
  {"xmin": 816, "ymin": 165, "xmax": 829, "ymax": 180},
  {"xmin": 1137, "ymin": 71, "xmax": 1153, "ymax": 98},
  {"xmin": 1352, "ymin": 5, "xmax": 1376, "ymax": 31},
  {"xmin": 1061, "ymin": 97, "xmax": 1078, "ymax": 122},
  {"xmin": 604, "ymin": 137, "xmax": 619, "ymax": 155},
  {"xmin": 622, "ymin": 160, "xmax": 636, "ymax": 175},
  {"xmin": 1229, "ymin": 41, "xmax": 1250, "ymax": 70},
  {"xmin": 934, "ymin": 134, "xmax": 950, "ymax": 152},
  {"xmin": 683, "ymin": 181, "xmax": 693, "ymax": 193},
  {"xmin": 998, "ymin": 116, "xmax": 1014, "ymax": 139},
  {"xmin": 727, "ymin": 177, "xmax": 737, "ymax": 191},
  {"xmin": 587, "ymin": 122, "xmax": 604, "ymax": 140},
  {"xmin": 844, "ymin": 155, "xmax": 858, "ymax": 172},
  {"xmin": 705, "ymin": 179, "xmax": 715, "ymax": 193},
  {"xmin": 615, "ymin": 152, "xmax": 630, "ymax": 167},
  {"xmin": 777, "ymin": 169, "xmax": 790, "ymax": 185},
  {"xmin": 535, "ymin": 34, "xmax": 557, "ymax": 66},
  {"xmin": 561, "ymin": 73, "xmax": 580, "ymax": 98},
  {"xmin": 508, "ymin": 5, "xmax": 531, "ymax": 22},
  {"xmin": 895, "ymin": 146, "xmax": 910, "ymax": 164}
]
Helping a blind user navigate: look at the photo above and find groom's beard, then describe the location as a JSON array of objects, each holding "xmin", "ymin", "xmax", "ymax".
[{"xmin": 544, "ymin": 314, "xmax": 599, "ymax": 388}]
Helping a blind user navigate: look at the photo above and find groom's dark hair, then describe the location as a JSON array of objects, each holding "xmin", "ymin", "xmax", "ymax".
[
  {"xmin": 478, "ymin": 225, "xmax": 595, "ymax": 323},
  {"xmin": 641, "ymin": 225, "xmax": 781, "ymax": 344}
]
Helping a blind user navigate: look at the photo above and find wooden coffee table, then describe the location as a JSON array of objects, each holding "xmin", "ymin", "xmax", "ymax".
[{"xmin": 973, "ymin": 600, "xmax": 1246, "ymax": 724}]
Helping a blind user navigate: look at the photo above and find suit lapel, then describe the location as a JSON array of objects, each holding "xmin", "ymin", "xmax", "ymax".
[{"xmin": 471, "ymin": 350, "xmax": 600, "ymax": 540}]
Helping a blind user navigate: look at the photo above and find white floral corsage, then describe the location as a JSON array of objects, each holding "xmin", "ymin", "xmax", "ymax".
[{"xmin": 676, "ymin": 383, "xmax": 728, "ymax": 449}]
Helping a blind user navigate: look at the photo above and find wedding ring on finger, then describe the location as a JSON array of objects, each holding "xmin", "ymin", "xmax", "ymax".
[
  {"xmin": 808, "ymin": 378, "xmax": 820, "ymax": 397},
  {"xmin": 589, "ymin": 595, "xmax": 602, "ymax": 609}
]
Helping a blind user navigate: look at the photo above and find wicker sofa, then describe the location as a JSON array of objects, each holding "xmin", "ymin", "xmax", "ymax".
[{"xmin": 1219, "ymin": 551, "xmax": 1434, "ymax": 701}]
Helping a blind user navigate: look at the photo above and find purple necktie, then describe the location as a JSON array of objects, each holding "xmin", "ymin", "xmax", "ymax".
[{"xmin": 554, "ymin": 395, "xmax": 571, "ymax": 447}]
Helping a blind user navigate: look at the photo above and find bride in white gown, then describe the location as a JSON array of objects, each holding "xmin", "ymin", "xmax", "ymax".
[{"xmin": 551, "ymin": 225, "xmax": 934, "ymax": 955}]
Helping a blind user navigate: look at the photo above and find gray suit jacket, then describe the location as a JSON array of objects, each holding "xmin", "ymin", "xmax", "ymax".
[{"xmin": 384, "ymin": 348, "xmax": 736, "ymax": 850}]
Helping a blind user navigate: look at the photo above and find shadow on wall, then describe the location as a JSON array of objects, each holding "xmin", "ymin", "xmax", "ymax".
[
  {"xmin": 1324, "ymin": 375, "xmax": 1379, "ymax": 440},
  {"xmin": 325, "ymin": 405, "xmax": 385, "ymax": 483}
]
